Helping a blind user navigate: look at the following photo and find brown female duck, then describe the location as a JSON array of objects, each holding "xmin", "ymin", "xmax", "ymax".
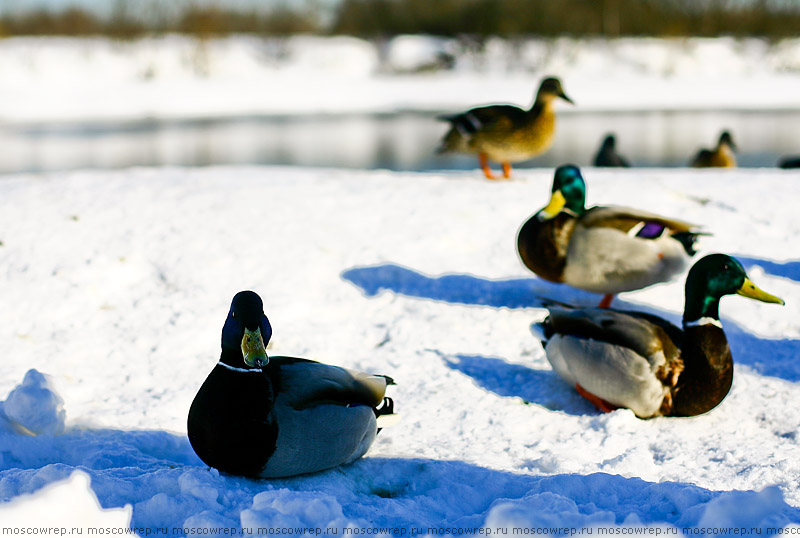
[
  {"xmin": 438, "ymin": 77, "xmax": 573, "ymax": 179},
  {"xmin": 691, "ymin": 131, "xmax": 737, "ymax": 168}
]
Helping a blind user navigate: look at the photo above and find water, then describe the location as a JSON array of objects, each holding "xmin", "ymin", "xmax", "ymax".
[{"xmin": 1, "ymin": 110, "xmax": 799, "ymax": 174}]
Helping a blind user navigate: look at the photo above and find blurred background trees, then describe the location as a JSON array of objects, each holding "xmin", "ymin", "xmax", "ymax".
[{"xmin": 0, "ymin": 0, "xmax": 798, "ymax": 39}]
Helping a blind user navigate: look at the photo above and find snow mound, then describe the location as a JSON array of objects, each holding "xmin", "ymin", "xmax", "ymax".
[
  {"xmin": 0, "ymin": 470, "xmax": 131, "ymax": 526},
  {"xmin": 1, "ymin": 369, "xmax": 66, "ymax": 436},
  {"xmin": 698, "ymin": 487, "xmax": 793, "ymax": 529},
  {"xmin": 241, "ymin": 489, "xmax": 356, "ymax": 531},
  {"xmin": 484, "ymin": 476, "xmax": 799, "ymax": 531}
]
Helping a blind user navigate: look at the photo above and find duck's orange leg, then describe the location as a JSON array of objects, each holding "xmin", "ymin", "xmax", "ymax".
[
  {"xmin": 479, "ymin": 153, "xmax": 498, "ymax": 180},
  {"xmin": 575, "ymin": 383, "xmax": 619, "ymax": 413},
  {"xmin": 502, "ymin": 162, "xmax": 512, "ymax": 178},
  {"xmin": 598, "ymin": 294, "xmax": 615, "ymax": 308}
]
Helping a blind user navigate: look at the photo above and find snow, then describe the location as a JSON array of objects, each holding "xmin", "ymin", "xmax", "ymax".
[
  {"xmin": 1, "ymin": 370, "xmax": 66, "ymax": 435},
  {"xmin": 0, "ymin": 470, "xmax": 131, "ymax": 527},
  {"xmin": 1, "ymin": 35, "xmax": 800, "ymax": 125},
  {"xmin": 0, "ymin": 165, "xmax": 799, "ymax": 533}
]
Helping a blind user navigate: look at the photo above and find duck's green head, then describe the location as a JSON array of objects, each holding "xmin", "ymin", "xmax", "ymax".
[
  {"xmin": 538, "ymin": 164, "xmax": 587, "ymax": 221},
  {"xmin": 683, "ymin": 254, "xmax": 784, "ymax": 324},
  {"xmin": 222, "ymin": 290, "xmax": 272, "ymax": 368},
  {"xmin": 537, "ymin": 77, "xmax": 574, "ymax": 105}
]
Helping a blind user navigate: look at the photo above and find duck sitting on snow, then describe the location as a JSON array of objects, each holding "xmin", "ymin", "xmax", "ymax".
[
  {"xmin": 593, "ymin": 134, "xmax": 630, "ymax": 167},
  {"xmin": 779, "ymin": 156, "xmax": 800, "ymax": 169},
  {"xmin": 188, "ymin": 291, "xmax": 395, "ymax": 478},
  {"xmin": 533, "ymin": 254, "xmax": 784, "ymax": 418},
  {"xmin": 437, "ymin": 77, "xmax": 573, "ymax": 180},
  {"xmin": 517, "ymin": 164, "xmax": 703, "ymax": 308},
  {"xmin": 691, "ymin": 131, "xmax": 737, "ymax": 168}
]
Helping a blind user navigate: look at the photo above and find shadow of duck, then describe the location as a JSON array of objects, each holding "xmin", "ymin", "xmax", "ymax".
[
  {"xmin": 442, "ymin": 353, "xmax": 597, "ymax": 416},
  {"xmin": 341, "ymin": 263, "xmax": 607, "ymax": 310},
  {"xmin": 342, "ymin": 263, "xmax": 800, "ymax": 383}
]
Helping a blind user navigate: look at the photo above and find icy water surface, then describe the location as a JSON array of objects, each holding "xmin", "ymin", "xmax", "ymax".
[{"xmin": 2, "ymin": 109, "xmax": 799, "ymax": 174}]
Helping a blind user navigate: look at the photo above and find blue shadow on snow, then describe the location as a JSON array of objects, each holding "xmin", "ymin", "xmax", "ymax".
[
  {"xmin": 3, "ymin": 422, "xmax": 800, "ymax": 534},
  {"xmin": 341, "ymin": 263, "xmax": 603, "ymax": 310},
  {"xmin": 342, "ymin": 263, "xmax": 800, "ymax": 383},
  {"xmin": 738, "ymin": 255, "xmax": 800, "ymax": 283},
  {"xmin": 443, "ymin": 353, "xmax": 597, "ymax": 416}
]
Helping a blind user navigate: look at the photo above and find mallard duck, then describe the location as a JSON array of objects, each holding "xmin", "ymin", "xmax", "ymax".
[
  {"xmin": 188, "ymin": 291, "xmax": 395, "ymax": 478},
  {"xmin": 593, "ymin": 134, "xmax": 630, "ymax": 167},
  {"xmin": 517, "ymin": 164, "xmax": 703, "ymax": 308},
  {"xmin": 437, "ymin": 77, "xmax": 573, "ymax": 180},
  {"xmin": 532, "ymin": 254, "xmax": 784, "ymax": 418},
  {"xmin": 691, "ymin": 131, "xmax": 737, "ymax": 168},
  {"xmin": 779, "ymin": 156, "xmax": 800, "ymax": 169}
]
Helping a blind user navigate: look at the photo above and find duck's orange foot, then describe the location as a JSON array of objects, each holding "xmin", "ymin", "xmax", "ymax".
[
  {"xmin": 479, "ymin": 153, "xmax": 501, "ymax": 180},
  {"xmin": 598, "ymin": 294, "xmax": 615, "ymax": 308},
  {"xmin": 575, "ymin": 383, "xmax": 619, "ymax": 413},
  {"xmin": 502, "ymin": 162, "xmax": 512, "ymax": 179}
]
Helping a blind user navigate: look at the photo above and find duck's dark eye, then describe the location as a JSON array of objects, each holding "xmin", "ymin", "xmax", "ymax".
[{"xmin": 722, "ymin": 264, "xmax": 729, "ymax": 271}]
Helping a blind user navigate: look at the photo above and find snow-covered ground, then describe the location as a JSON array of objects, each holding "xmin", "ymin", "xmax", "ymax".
[
  {"xmin": 0, "ymin": 165, "xmax": 799, "ymax": 533},
  {"xmin": 1, "ymin": 35, "xmax": 800, "ymax": 125}
]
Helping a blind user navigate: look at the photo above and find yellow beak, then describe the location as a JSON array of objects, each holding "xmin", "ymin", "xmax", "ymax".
[
  {"xmin": 737, "ymin": 277, "xmax": 785, "ymax": 305},
  {"xmin": 241, "ymin": 327, "xmax": 269, "ymax": 367},
  {"xmin": 538, "ymin": 190, "xmax": 566, "ymax": 221}
]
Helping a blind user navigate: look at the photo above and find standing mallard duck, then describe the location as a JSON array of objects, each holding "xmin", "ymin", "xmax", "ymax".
[
  {"xmin": 517, "ymin": 165, "xmax": 703, "ymax": 307},
  {"xmin": 593, "ymin": 134, "xmax": 630, "ymax": 167},
  {"xmin": 188, "ymin": 291, "xmax": 396, "ymax": 478},
  {"xmin": 533, "ymin": 254, "xmax": 784, "ymax": 418},
  {"xmin": 437, "ymin": 77, "xmax": 573, "ymax": 180},
  {"xmin": 691, "ymin": 131, "xmax": 737, "ymax": 168}
]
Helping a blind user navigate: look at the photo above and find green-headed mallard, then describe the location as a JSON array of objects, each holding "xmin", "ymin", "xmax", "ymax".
[
  {"xmin": 437, "ymin": 77, "xmax": 573, "ymax": 180},
  {"xmin": 533, "ymin": 254, "xmax": 784, "ymax": 418},
  {"xmin": 517, "ymin": 164, "xmax": 703, "ymax": 308},
  {"xmin": 188, "ymin": 291, "xmax": 396, "ymax": 478},
  {"xmin": 691, "ymin": 131, "xmax": 737, "ymax": 168},
  {"xmin": 593, "ymin": 134, "xmax": 630, "ymax": 168}
]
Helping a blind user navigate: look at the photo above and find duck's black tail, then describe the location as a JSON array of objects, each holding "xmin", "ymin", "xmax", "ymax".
[
  {"xmin": 379, "ymin": 375, "xmax": 396, "ymax": 386},
  {"xmin": 374, "ymin": 397, "xmax": 394, "ymax": 417},
  {"xmin": 671, "ymin": 231, "xmax": 707, "ymax": 256},
  {"xmin": 375, "ymin": 397, "xmax": 396, "ymax": 434}
]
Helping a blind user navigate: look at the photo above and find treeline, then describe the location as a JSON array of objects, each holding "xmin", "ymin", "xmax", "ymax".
[
  {"xmin": 0, "ymin": 4, "xmax": 321, "ymax": 38},
  {"xmin": 331, "ymin": 0, "xmax": 800, "ymax": 38},
  {"xmin": 1, "ymin": 0, "xmax": 799, "ymax": 39}
]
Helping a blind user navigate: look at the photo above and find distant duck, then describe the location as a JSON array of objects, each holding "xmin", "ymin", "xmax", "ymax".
[
  {"xmin": 517, "ymin": 165, "xmax": 703, "ymax": 308},
  {"xmin": 532, "ymin": 254, "xmax": 784, "ymax": 418},
  {"xmin": 593, "ymin": 134, "xmax": 630, "ymax": 167},
  {"xmin": 188, "ymin": 291, "xmax": 396, "ymax": 478},
  {"xmin": 779, "ymin": 156, "xmax": 800, "ymax": 169},
  {"xmin": 437, "ymin": 77, "xmax": 573, "ymax": 180},
  {"xmin": 691, "ymin": 131, "xmax": 737, "ymax": 168}
]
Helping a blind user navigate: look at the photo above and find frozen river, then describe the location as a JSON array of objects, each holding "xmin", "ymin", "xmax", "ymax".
[{"xmin": 2, "ymin": 109, "xmax": 799, "ymax": 174}]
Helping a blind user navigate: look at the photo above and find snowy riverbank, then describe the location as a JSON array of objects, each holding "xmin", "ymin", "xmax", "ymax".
[{"xmin": 1, "ymin": 35, "xmax": 800, "ymax": 125}]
